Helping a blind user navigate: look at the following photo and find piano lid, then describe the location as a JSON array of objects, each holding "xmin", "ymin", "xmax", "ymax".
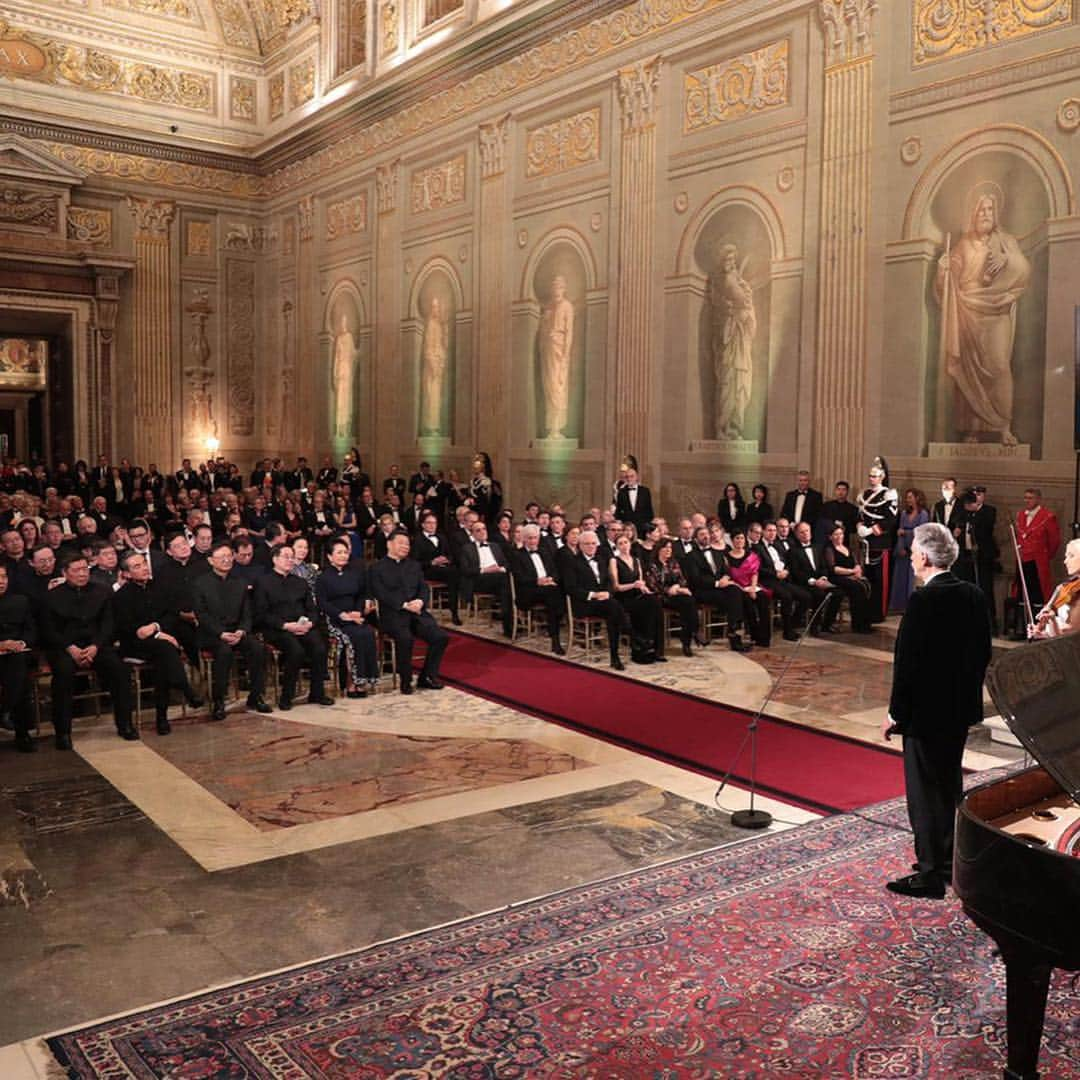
[{"xmin": 986, "ymin": 633, "xmax": 1080, "ymax": 803}]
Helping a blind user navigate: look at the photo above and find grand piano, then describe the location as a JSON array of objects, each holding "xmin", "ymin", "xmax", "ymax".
[{"xmin": 954, "ymin": 632, "xmax": 1080, "ymax": 1080}]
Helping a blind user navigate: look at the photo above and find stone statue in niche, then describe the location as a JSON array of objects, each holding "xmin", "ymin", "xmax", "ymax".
[
  {"xmin": 935, "ymin": 186, "xmax": 1030, "ymax": 445},
  {"xmin": 420, "ymin": 296, "xmax": 449, "ymax": 436},
  {"xmin": 332, "ymin": 313, "xmax": 357, "ymax": 438},
  {"xmin": 708, "ymin": 243, "xmax": 757, "ymax": 441},
  {"xmin": 538, "ymin": 275, "xmax": 575, "ymax": 440}
]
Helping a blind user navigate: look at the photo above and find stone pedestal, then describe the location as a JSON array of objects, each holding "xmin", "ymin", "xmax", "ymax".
[
  {"xmin": 417, "ymin": 435, "xmax": 451, "ymax": 451},
  {"xmin": 533, "ymin": 437, "xmax": 580, "ymax": 451},
  {"xmin": 927, "ymin": 442, "xmax": 1032, "ymax": 461},
  {"xmin": 689, "ymin": 439, "xmax": 760, "ymax": 455}
]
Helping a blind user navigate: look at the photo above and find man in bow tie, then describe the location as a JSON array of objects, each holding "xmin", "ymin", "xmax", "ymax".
[
  {"xmin": 457, "ymin": 520, "xmax": 513, "ymax": 637},
  {"xmin": 614, "ymin": 466, "xmax": 654, "ymax": 536},
  {"xmin": 564, "ymin": 530, "xmax": 630, "ymax": 669}
]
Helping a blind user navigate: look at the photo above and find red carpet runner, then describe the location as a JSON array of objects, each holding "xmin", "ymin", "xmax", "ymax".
[{"xmin": 433, "ymin": 631, "xmax": 905, "ymax": 814}]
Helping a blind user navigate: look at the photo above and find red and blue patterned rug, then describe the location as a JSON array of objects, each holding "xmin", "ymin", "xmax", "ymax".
[{"xmin": 48, "ymin": 788, "xmax": 1080, "ymax": 1079}]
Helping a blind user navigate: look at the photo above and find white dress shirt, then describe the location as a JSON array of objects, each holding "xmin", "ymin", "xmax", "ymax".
[{"xmin": 476, "ymin": 541, "xmax": 497, "ymax": 571}]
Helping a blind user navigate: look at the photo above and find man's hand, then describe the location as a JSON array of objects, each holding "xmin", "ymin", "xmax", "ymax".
[
  {"xmin": 482, "ymin": 565, "xmax": 505, "ymax": 574},
  {"xmin": 221, "ymin": 630, "xmax": 241, "ymax": 645},
  {"xmin": 404, "ymin": 599, "xmax": 424, "ymax": 614},
  {"xmin": 432, "ymin": 556, "xmax": 450, "ymax": 566},
  {"xmin": 0, "ymin": 639, "xmax": 23, "ymax": 653},
  {"xmin": 158, "ymin": 632, "xmax": 180, "ymax": 649},
  {"xmin": 881, "ymin": 715, "xmax": 898, "ymax": 741},
  {"xmin": 136, "ymin": 623, "xmax": 158, "ymax": 640},
  {"xmin": 718, "ymin": 575, "xmax": 733, "ymax": 588},
  {"xmin": 180, "ymin": 610, "xmax": 198, "ymax": 623}
]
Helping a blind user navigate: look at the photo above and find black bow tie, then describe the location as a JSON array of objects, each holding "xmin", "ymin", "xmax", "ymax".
[{"xmin": 478, "ymin": 542, "xmax": 488, "ymax": 548}]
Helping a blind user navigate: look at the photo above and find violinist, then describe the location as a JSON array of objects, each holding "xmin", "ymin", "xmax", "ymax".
[{"xmin": 1028, "ymin": 538, "xmax": 1080, "ymax": 639}]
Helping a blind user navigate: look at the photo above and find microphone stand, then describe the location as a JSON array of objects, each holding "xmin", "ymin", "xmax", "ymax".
[{"xmin": 718, "ymin": 587, "xmax": 837, "ymax": 830}]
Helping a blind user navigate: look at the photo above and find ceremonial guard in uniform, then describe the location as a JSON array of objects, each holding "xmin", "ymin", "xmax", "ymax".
[{"xmin": 856, "ymin": 457, "xmax": 898, "ymax": 623}]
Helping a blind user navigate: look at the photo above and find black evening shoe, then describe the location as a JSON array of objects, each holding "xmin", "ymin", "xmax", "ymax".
[
  {"xmin": 654, "ymin": 655, "xmax": 669, "ymax": 663},
  {"xmin": 783, "ymin": 631, "xmax": 799, "ymax": 642},
  {"xmin": 185, "ymin": 692, "xmax": 205, "ymax": 709},
  {"xmin": 728, "ymin": 633, "xmax": 751, "ymax": 653},
  {"xmin": 211, "ymin": 700, "xmax": 227, "ymax": 722},
  {"xmin": 14, "ymin": 733, "xmax": 35, "ymax": 753},
  {"xmin": 400, "ymin": 681, "xmax": 415, "ymax": 695},
  {"xmin": 417, "ymin": 675, "xmax": 444, "ymax": 690},
  {"xmin": 451, "ymin": 612, "xmax": 463, "ymax": 626},
  {"xmin": 682, "ymin": 642, "xmax": 694, "ymax": 657},
  {"xmin": 610, "ymin": 657, "xmax": 625, "ymax": 671},
  {"xmin": 886, "ymin": 872, "xmax": 946, "ymax": 900},
  {"xmin": 118, "ymin": 724, "xmax": 140, "ymax": 741},
  {"xmin": 55, "ymin": 733, "xmax": 73, "ymax": 751},
  {"xmin": 551, "ymin": 641, "xmax": 566, "ymax": 656},
  {"xmin": 155, "ymin": 711, "xmax": 172, "ymax": 736},
  {"xmin": 307, "ymin": 695, "xmax": 335, "ymax": 706},
  {"xmin": 693, "ymin": 635, "xmax": 709, "ymax": 648},
  {"xmin": 346, "ymin": 688, "xmax": 366, "ymax": 699},
  {"xmin": 278, "ymin": 697, "xmax": 293, "ymax": 711},
  {"xmin": 247, "ymin": 696, "xmax": 273, "ymax": 714}
]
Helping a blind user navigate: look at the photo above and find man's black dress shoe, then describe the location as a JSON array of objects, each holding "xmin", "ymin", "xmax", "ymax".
[
  {"xmin": 693, "ymin": 635, "xmax": 708, "ymax": 648},
  {"xmin": 118, "ymin": 725, "xmax": 140, "ymax": 741},
  {"xmin": 307, "ymin": 695, "xmax": 335, "ymax": 706},
  {"xmin": 211, "ymin": 701, "xmax": 227, "ymax": 722},
  {"xmin": 185, "ymin": 693, "xmax": 205, "ymax": 709},
  {"xmin": 886, "ymin": 872, "xmax": 946, "ymax": 899},
  {"xmin": 417, "ymin": 675, "xmax": 444, "ymax": 690},
  {"xmin": 654, "ymin": 655, "xmax": 668, "ymax": 663},
  {"xmin": 15, "ymin": 733, "xmax": 35, "ymax": 753},
  {"xmin": 247, "ymin": 696, "xmax": 273, "ymax": 714},
  {"xmin": 156, "ymin": 712, "xmax": 172, "ymax": 736},
  {"xmin": 910, "ymin": 861, "xmax": 951, "ymax": 884},
  {"xmin": 400, "ymin": 681, "xmax": 415, "ymax": 695},
  {"xmin": 551, "ymin": 642, "xmax": 566, "ymax": 656},
  {"xmin": 278, "ymin": 697, "xmax": 293, "ymax": 711},
  {"xmin": 55, "ymin": 733, "xmax": 73, "ymax": 751},
  {"xmin": 610, "ymin": 657, "xmax": 625, "ymax": 671},
  {"xmin": 346, "ymin": 688, "xmax": 366, "ymax": 699},
  {"xmin": 728, "ymin": 634, "xmax": 751, "ymax": 653},
  {"xmin": 682, "ymin": 642, "xmax": 694, "ymax": 657},
  {"xmin": 451, "ymin": 613, "xmax": 462, "ymax": 626},
  {"xmin": 783, "ymin": 631, "xmax": 800, "ymax": 642}
]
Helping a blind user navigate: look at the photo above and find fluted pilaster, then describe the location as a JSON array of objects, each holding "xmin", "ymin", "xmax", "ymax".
[
  {"xmin": 615, "ymin": 57, "xmax": 661, "ymax": 471},
  {"xmin": 374, "ymin": 160, "xmax": 402, "ymax": 469},
  {"xmin": 813, "ymin": 0, "xmax": 878, "ymax": 485},
  {"xmin": 126, "ymin": 196, "xmax": 175, "ymax": 468},
  {"xmin": 477, "ymin": 115, "xmax": 511, "ymax": 457}
]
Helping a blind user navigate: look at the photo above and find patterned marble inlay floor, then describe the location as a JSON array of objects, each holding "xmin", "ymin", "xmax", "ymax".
[{"xmin": 151, "ymin": 715, "xmax": 587, "ymax": 830}]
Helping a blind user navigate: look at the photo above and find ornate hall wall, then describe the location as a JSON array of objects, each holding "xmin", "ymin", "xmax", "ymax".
[{"xmin": 1, "ymin": 0, "xmax": 1078, "ymax": 526}]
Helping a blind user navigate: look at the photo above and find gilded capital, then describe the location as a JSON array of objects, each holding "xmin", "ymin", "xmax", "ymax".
[
  {"xmin": 820, "ymin": 0, "xmax": 877, "ymax": 68},
  {"xmin": 617, "ymin": 56, "xmax": 661, "ymax": 134},
  {"xmin": 478, "ymin": 114, "xmax": 511, "ymax": 179},
  {"xmin": 126, "ymin": 196, "xmax": 175, "ymax": 238},
  {"xmin": 376, "ymin": 159, "xmax": 400, "ymax": 214}
]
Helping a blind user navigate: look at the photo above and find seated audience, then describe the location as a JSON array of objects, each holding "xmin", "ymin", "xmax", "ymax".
[
  {"xmin": 754, "ymin": 521, "xmax": 812, "ymax": 641},
  {"xmin": 510, "ymin": 524, "xmax": 565, "ymax": 655},
  {"xmin": 646, "ymin": 538, "xmax": 699, "ymax": 656},
  {"xmin": 564, "ymin": 530, "xmax": 631, "ymax": 670},
  {"xmin": 725, "ymin": 528, "xmax": 771, "ymax": 647},
  {"xmin": 787, "ymin": 521, "xmax": 839, "ymax": 634},
  {"xmin": 685, "ymin": 526, "xmax": 749, "ymax": 651},
  {"xmin": 316, "ymin": 537, "xmax": 379, "ymax": 697},
  {"xmin": 458, "ymin": 520, "xmax": 513, "ymax": 637},
  {"xmin": 608, "ymin": 533, "xmax": 662, "ymax": 662},
  {"xmin": 412, "ymin": 511, "xmax": 462, "ymax": 625},
  {"xmin": 0, "ymin": 564, "xmax": 36, "ymax": 752},
  {"xmin": 823, "ymin": 523, "xmax": 874, "ymax": 633}
]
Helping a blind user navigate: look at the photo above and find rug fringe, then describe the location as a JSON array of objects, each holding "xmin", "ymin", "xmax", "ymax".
[{"xmin": 44, "ymin": 1054, "xmax": 71, "ymax": 1080}]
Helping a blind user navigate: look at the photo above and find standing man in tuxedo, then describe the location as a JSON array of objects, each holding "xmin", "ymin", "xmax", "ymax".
[
  {"xmin": 966, "ymin": 485, "xmax": 998, "ymax": 632},
  {"xmin": 412, "ymin": 510, "xmax": 462, "ymax": 625},
  {"xmin": 382, "ymin": 464, "xmax": 406, "ymax": 504},
  {"xmin": 931, "ymin": 477, "xmax": 963, "ymax": 538},
  {"xmin": 564, "ymin": 530, "xmax": 629, "ymax": 669},
  {"xmin": 780, "ymin": 470, "xmax": 823, "ymax": 528},
  {"xmin": 884, "ymin": 522, "xmax": 992, "ymax": 899},
  {"xmin": 458, "ymin": 520, "xmax": 513, "ymax": 637},
  {"xmin": 614, "ymin": 466, "xmax": 654, "ymax": 536},
  {"xmin": 511, "ymin": 524, "xmax": 565, "ymax": 654},
  {"xmin": 369, "ymin": 530, "xmax": 449, "ymax": 694}
]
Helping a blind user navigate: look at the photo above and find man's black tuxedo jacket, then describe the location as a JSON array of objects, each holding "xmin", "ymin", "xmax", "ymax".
[
  {"xmin": 458, "ymin": 540, "xmax": 509, "ymax": 581},
  {"xmin": 412, "ymin": 532, "xmax": 452, "ymax": 570},
  {"xmin": 786, "ymin": 542, "xmax": 828, "ymax": 588},
  {"xmin": 564, "ymin": 551, "xmax": 615, "ymax": 602},
  {"xmin": 780, "ymin": 488, "xmax": 824, "ymax": 526},
  {"xmin": 614, "ymin": 485, "xmax": 654, "ymax": 532},
  {"xmin": 369, "ymin": 556, "xmax": 430, "ymax": 611},
  {"xmin": 888, "ymin": 571, "xmax": 991, "ymax": 739},
  {"xmin": 511, "ymin": 546, "xmax": 561, "ymax": 587}
]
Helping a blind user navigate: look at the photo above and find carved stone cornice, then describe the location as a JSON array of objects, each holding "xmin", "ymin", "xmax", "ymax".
[
  {"xmin": 478, "ymin": 114, "xmax": 511, "ymax": 180},
  {"xmin": 617, "ymin": 56, "xmax": 661, "ymax": 134},
  {"xmin": 126, "ymin": 195, "xmax": 175, "ymax": 238},
  {"xmin": 376, "ymin": 159, "xmax": 399, "ymax": 214},
  {"xmin": 820, "ymin": 0, "xmax": 877, "ymax": 69}
]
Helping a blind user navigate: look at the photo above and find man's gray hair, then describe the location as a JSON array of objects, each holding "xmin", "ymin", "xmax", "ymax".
[
  {"xmin": 579, "ymin": 529, "xmax": 598, "ymax": 544},
  {"xmin": 912, "ymin": 522, "xmax": 958, "ymax": 570},
  {"xmin": 522, "ymin": 523, "xmax": 541, "ymax": 538}
]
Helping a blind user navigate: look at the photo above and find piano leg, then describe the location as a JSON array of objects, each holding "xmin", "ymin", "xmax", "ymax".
[{"xmin": 1001, "ymin": 948, "xmax": 1052, "ymax": 1080}]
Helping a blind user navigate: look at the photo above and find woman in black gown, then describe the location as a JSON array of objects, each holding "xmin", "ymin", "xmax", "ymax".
[
  {"xmin": 608, "ymin": 533, "xmax": 662, "ymax": 662},
  {"xmin": 823, "ymin": 524, "xmax": 873, "ymax": 633},
  {"xmin": 646, "ymin": 539, "xmax": 699, "ymax": 657},
  {"xmin": 315, "ymin": 537, "xmax": 379, "ymax": 696}
]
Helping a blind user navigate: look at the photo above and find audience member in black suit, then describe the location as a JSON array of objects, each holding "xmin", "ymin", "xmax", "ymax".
[
  {"xmin": 780, "ymin": 470, "xmax": 824, "ymax": 527},
  {"xmin": 816, "ymin": 481, "xmax": 860, "ymax": 546},
  {"xmin": 382, "ymin": 465, "xmax": 406, "ymax": 504},
  {"xmin": 716, "ymin": 483, "xmax": 746, "ymax": 535},
  {"xmin": 316, "ymin": 538, "xmax": 378, "ymax": 697},
  {"xmin": 43, "ymin": 551, "xmax": 135, "ymax": 748},
  {"xmin": 786, "ymin": 521, "xmax": 840, "ymax": 634},
  {"xmin": 743, "ymin": 484, "xmax": 773, "ymax": 528},
  {"xmin": 930, "ymin": 477, "xmax": 963, "ymax": 537},
  {"xmin": 645, "ymin": 539, "xmax": 699, "ymax": 656},
  {"xmin": 965, "ymin": 486, "xmax": 998, "ymax": 632},
  {"xmin": 229, "ymin": 537, "xmax": 264, "ymax": 588},
  {"xmin": 254, "ymin": 545, "xmax": 332, "ymax": 711},
  {"xmin": 511, "ymin": 524, "xmax": 565, "ymax": 655},
  {"xmin": 401, "ymin": 493, "xmax": 427, "ymax": 535},
  {"xmin": 114, "ymin": 551, "xmax": 203, "ymax": 733},
  {"xmin": 175, "ymin": 459, "xmax": 201, "ymax": 493},
  {"xmin": 684, "ymin": 527, "xmax": 750, "ymax": 651},
  {"xmin": 556, "ymin": 525, "xmax": 581, "ymax": 584},
  {"xmin": 458, "ymin": 521, "xmax": 513, "ymax": 637},
  {"xmin": 754, "ymin": 521, "xmax": 813, "ymax": 641},
  {"xmin": 191, "ymin": 541, "xmax": 271, "ymax": 720},
  {"xmin": 0, "ymin": 529, "xmax": 34, "ymax": 596},
  {"xmin": 823, "ymin": 524, "xmax": 874, "ymax": 633},
  {"xmin": 125, "ymin": 518, "xmax": 167, "ymax": 579},
  {"xmin": 613, "ymin": 467, "xmax": 654, "ymax": 535},
  {"xmin": 0, "ymin": 565, "xmax": 36, "ymax": 752},
  {"xmin": 408, "ymin": 462, "xmax": 434, "ymax": 497},
  {"xmin": 673, "ymin": 518, "xmax": 698, "ymax": 570},
  {"xmin": 369, "ymin": 531, "xmax": 449, "ymax": 694},
  {"xmin": 412, "ymin": 512, "xmax": 461, "ymax": 625},
  {"xmin": 885, "ymin": 522, "xmax": 992, "ymax": 899},
  {"xmin": 564, "ymin": 530, "xmax": 630, "ymax": 669}
]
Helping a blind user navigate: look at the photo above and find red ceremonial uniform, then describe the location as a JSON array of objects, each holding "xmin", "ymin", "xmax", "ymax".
[{"xmin": 1015, "ymin": 505, "xmax": 1060, "ymax": 603}]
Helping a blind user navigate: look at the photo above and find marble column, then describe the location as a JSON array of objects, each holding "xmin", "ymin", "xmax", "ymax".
[
  {"xmin": 615, "ymin": 57, "xmax": 661, "ymax": 476},
  {"xmin": 476, "ymin": 114, "xmax": 511, "ymax": 461},
  {"xmin": 374, "ymin": 160, "xmax": 402, "ymax": 471},
  {"xmin": 126, "ymin": 196, "xmax": 176, "ymax": 468},
  {"xmin": 90, "ymin": 269, "xmax": 121, "ymax": 458},
  {"xmin": 295, "ymin": 195, "xmax": 316, "ymax": 458},
  {"xmin": 812, "ymin": 0, "xmax": 877, "ymax": 485}
]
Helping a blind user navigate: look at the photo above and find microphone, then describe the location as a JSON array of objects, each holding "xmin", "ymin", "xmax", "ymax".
[{"xmin": 717, "ymin": 587, "xmax": 837, "ymax": 830}]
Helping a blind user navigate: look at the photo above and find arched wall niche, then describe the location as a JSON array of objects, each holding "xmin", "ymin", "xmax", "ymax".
[
  {"xmin": 322, "ymin": 278, "xmax": 367, "ymax": 451},
  {"xmin": 886, "ymin": 125, "xmax": 1075, "ymax": 458},
  {"xmin": 407, "ymin": 256, "xmax": 465, "ymax": 443}
]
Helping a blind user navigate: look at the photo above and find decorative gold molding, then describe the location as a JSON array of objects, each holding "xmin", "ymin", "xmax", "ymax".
[
  {"xmin": 102, "ymin": 0, "xmax": 200, "ymax": 24},
  {"xmin": 269, "ymin": 70, "xmax": 285, "ymax": 120},
  {"xmin": 683, "ymin": 40, "xmax": 788, "ymax": 134},
  {"xmin": 326, "ymin": 193, "xmax": 367, "ymax": 239},
  {"xmin": 1058, "ymin": 97, "xmax": 1080, "ymax": 133},
  {"xmin": 186, "ymin": 219, "xmax": 212, "ymax": 255},
  {"xmin": 230, "ymin": 76, "xmax": 257, "ymax": 122},
  {"xmin": 380, "ymin": 0, "xmax": 399, "ymax": 57},
  {"xmin": 526, "ymin": 107, "xmax": 600, "ymax": 178},
  {"xmin": 297, "ymin": 193, "xmax": 314, "ymax": 240},
  {"xmin": 376, "ymin": 159, "xmax": 399, "ymax": 214},
  {"xmin": 288, "ymin": 55, "xmax": 315, "ymax": 110},
  {"xmin": 67, "ymin": 206, "xmax": 112, "ymax": 245},
  {"xmin": 210, "ymin": 0, "xmax": 257, "ymax": 51},
  {"xmin": 0, "ymin": 188, "xmax": 59, "ymax": 232},
  {"xmin": 914, "ymin": 0, "xmax": 1072, "ymax": 66},
  {"xmin": 821, "ymin": 0, "xmax": 877, "ymax": 69},
  {"xmin": 478, "ymin": 113, "xmax": 511, "ymax": 180},
  {"xmin": 410, "ymin": 155, "xmax": 465, "ymax": 213},
  {"xmin": 127, "ymin": 195, "xmax": 175, "ymax": 238}
]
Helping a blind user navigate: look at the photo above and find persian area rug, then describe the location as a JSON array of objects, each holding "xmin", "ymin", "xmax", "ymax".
[
  {"xmin": 48, "ymin": 790, "xmax": 1080, "ymax": 1079},
  {"xmin": 435, "ymin": 630, "xmax": 906, "ymax": 814}
]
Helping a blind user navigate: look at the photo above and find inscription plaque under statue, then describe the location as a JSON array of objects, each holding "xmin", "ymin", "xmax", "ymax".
[
  {"xmin": 690, "ymin": 439, "xmax": 759, "ymax": 454},
  {"xmin": 927, "ymin": 441, "xmax": 1031, "ymax": 461}
]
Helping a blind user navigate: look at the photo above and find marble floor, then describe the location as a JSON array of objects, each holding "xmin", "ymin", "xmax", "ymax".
[{"xmin": 0, "ymin": 616, "xmax": 1028, "ymax": 1077}]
